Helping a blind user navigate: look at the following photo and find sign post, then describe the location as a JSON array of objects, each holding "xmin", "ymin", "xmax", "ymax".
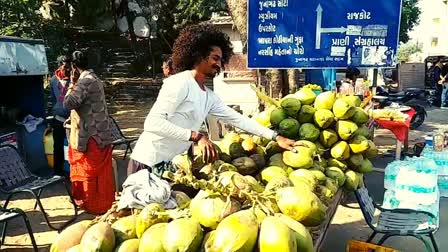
[{"xmin": 247, "ymin": 0, "xmax": 402, "ymax": 69}]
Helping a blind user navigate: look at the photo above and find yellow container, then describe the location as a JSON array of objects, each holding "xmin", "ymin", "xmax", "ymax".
[
  {"xmin": 43, "ymin": 128, "xmax": 54, "ymax": 168},
  {"xmin": 346, "ymin": 240, "xmax": 399, "ymax": 252}
]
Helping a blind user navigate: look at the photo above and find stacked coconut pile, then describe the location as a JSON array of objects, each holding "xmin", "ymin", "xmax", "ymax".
[{"xmin": 51, "ymin": 85, "xmax": 378, "ymax": 252}]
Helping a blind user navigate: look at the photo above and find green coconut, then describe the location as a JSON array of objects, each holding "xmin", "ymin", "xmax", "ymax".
[
  {"xmin": 336, "ymin": 120, "xmax": 359, "ymax": 140},
  {"xmin": 115, "ymin": 239, "xmax": 139, "ymax": 252},
  {"xmin": 265, "ymin": 141, "xmax": 284, "ymax": 158},
  {"xmin": 298, "ymin": 105, "xmax": 316, "ymax": 123},
  {"xmin": 351, "ymin": 107, "xmax": 369, "ymax": 125},
  {"xmin": 289, "ymin": 169, "xmax": 318, "ymax": 191},
  {"xmin": 299, "ymin": 123, "xmax": 320, "ymax": 142},
  {"xmin": 279, "ymin": 118, "xmax": 300, "ymax": 139},
  {"xmin": 232, "ymin": 157, "xmax": 258, "ymax": 175},
  {"xmin": 344, "ymin": 170, "xmax": 361, "ymax": 191},
  {"xmin": 332, "ymin": 98, "xmax": 354, "ymax": 119},
  {"xmin": 275, "ymin": 214, "xmax": 314, "ymax": 252},
  {"xmin": 281, "ymin": 97, "xmax": 302, "ymax": 117},
  {"xmin": 327, "ymin": 158, "xmax": 348, "ymax": 171},
  {"xmin": 270, "ymin": 108, "xmax": 288, "ymax": 127},
  {"xmin": 364, "ymin": 140, "xmax": 379, "ymax": 159},
  {"xmin": 342, "ymin": 95, "xmax": 361, "ymax": 107},
  {"xmin": 268, "ymin": 153, "xmax": 288, "ymax": 169},
  {"xmin": 325, "ymin": 167, "xmax": 346, "ymax": 186},
  {"xmin": 138, "ymin": 223, "xmax": 167, "ymax": 252},
  {"xmin": 349, "ymin": 135, "xmax": 369, "ymax": 154},
  {"xmin": 282, "ymin": 146, "xmax": 314, "ymax": 169},
  {"xmin": 260, "ymin": 166, "xmax": 289, "ymax": 184}
]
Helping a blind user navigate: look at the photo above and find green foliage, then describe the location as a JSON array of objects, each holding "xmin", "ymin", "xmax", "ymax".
[
  {"xmin": 174, "ymin": 0, "xmax": 228, "ymax": 29},
  {"xmin": 400, "ymin": 0, "xmax": 421, "ymax": 43},
  {"xmin": 397, "ymin": 42, "xmax": 422, "ymax": 63}
]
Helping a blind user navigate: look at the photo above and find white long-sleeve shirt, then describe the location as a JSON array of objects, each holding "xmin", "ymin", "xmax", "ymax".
[{"xmin": 130, "ymin": 70, "xmax": 275, "ymax": 167}]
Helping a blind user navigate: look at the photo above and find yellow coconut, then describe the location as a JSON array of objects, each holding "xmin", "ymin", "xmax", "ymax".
[
  {"xmin": 190, "ymin": 191, "xmax": 241, "ymax": 230},
  {"xmin": 139, "ymin": 223, "xmax": 167, "ymax": 252},
  {"xmin": 258, "ymin": 216, "xmax": 297, "ymax": 252},
  {"xmin": 115, "ymin": 239, "xmax": 139, "ymax": 252},
  {"xmin": 163, "ymin": 218, "xmax": 203, "ymax": 252},
  {"xmin": 136, "ymin": 203, "xmax": 168, "ymax": 238},
  {"xmin": 80, "ymin": 222, "xmax": 115, "ymax": 252},
  {"xmin": 210, "ymin": 210, "xmax": 259, "ymax": 252},
  {"xmin": 276, "ymin": 187, "xmax": 327, "ymax": 227},
  {"xmin": 275, "ymin": 214, "xmax": 314, "ymax": 252},
  {"xmin": 111, "ymin": 215, "xmax": 137, "ymax": 243}
]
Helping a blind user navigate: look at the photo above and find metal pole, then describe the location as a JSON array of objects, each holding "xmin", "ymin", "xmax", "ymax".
[{"xmin": 372, "ymin": 68, "xmax": 378, "ymax": 95}]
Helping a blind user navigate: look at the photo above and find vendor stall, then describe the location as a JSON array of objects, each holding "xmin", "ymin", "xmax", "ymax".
[
  {"xmin": 373, "ymin": 108, "xmax": 415, "ymax": 160},
  {"xmin": 0, "ymin": 36, "xmax": 50, "ymax": 175}
]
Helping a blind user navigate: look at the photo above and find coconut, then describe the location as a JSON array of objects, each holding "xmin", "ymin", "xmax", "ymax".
[
  {"xmin": 115, "ymin": 239, "xmax": 139, "ymax": 252},
  {"xmin": 279, "ymin": 118, "xmax": 301, "ymax": 139},
  {"xmin": 244, "ymin": 175, "xmax": 265, "ymax": 192},
  {"xmin": 327, "ymin": 158, "xmax": 348, "ymax": 171},
  {"xmin": 112, "ymin": 215, "xmax": 137, "ymax": 243},
  {"xmin": 218, "ymin": 171, "xmax": 251, "ymax": 193},
  {"xmin": 232, "ymin": 157, "xmax": 258, "ymax": 175},
  {"xmin": 190, "ymin": 191, "xmax": 240, "ymax": 230},
  {"xmin": 275, "ymin": 214, "xmax": 314, "ymax": 252},
  {"xmin": 289, "ymin": 169, "xmax": 318, "ymax": 191},
  {"xmin": 358, "ymin": 159, "xmax": 374, "ymax": 173},
  {"xmin": 282, "ymin": 146, "xmax": 314, "ymax": 169},
  {"xmin": 200, "ymin": 230, "xmax": 216, "ymax": 252},
  {"xmin": 298, "ymin": 105, "xmax": 316, "ymax": 123},
  {"xmin": 139, "ymin": 223, "xmax": 167, "ymax": 252},
  {"xmin": 172, "ymin": 154, "xmax": 192, "ymax": 174},
  {"xmin": 281, "ymin": 97, "xmax": 302, "ymax": 117},
  {"xmin": 260, "ymin": 166, "xmax": 289, "ymax": 184},
  {"xmin": 163, "ymin": 218, "xmax": 203, "ymax": 252},
  {"xmin": 295, "ymin": 88, "xmax": 317, "ymax": 105},
  {"xmin": 342, "ymin": 95, "xmax": 361, "ymax": 107},
  {"xmin": 349, "ymin": 135, "xmax": 369, "ymax": 154},
  {"xmin": 319, "ymin": 129, "xmax": 339, "ymax": 148},
  {"xmin": 336, "ymin": 120, "xmax": 359, "ymax": 140},
  {"xmin": 210, "ymin": 210, "xmax": 259, "ymax": 252},
  {"xmin": 313, "ymin": 109, "xmax": 335, "ymax": 129},
  {"xmin": 348, "ymin": 154, "xmax": 364, "ymax": 170},
  {"xmin": 332, "ymin": 98, "xmax": 354, "ymax": 119},
  {"xmin": 67, "ymin": 245, "xmax": 83, "ymax": 252},
  {"xmin": 265, "ymin": 141, "xmax": 284, "ymax": 158},
  {"xmin": 171, "ymin": 191, "xmax": 191, "ymax": 209},
  {"xmin": 50, "ymin": 220, "xmax": 90, "ymax": 252},
  {"xmin": 241, "ymin": 138, "xmax": 257, "ymax": 154},
  {"xmin": 259, "ymin": 216, "xmax": 297, "ymax": 252},
  {"xmin": 344, "ymin": 170, "xmax": 361, "ymax": 191},
  {"xmin": 268, "ymin": 153, "xmax": 288, "ymax": 168},
  {"xmin": 80, "ymin": 222, "xmax": 115, "ymax": 252},
  {"xmin": 330, "ymin": 141, "xmax": 350, "ymax": 161},
  {"xmin": 136, "ymin": 203, "xmax": 168, "ymax": 238},
  {"xmin": 299, "ymin": 123, "xmax": 320, "ymax": 142},
  {"xmin": 353, "ymin": 125, "xmax": 372, "ymax": 139},
  {"xmin": 325, "ymin": 178, "xmax": 339, "ymax": 194},
  {"xmin": 249, "ymin": 154, "xmax": 266, "ymax": 169},
  {"xmin": 264, "ymin": 176, "xmax": 293, "ymax": 192},
  {"xmin": 325, "ymin": 167, "xmax": 346, "ymax": 186},
  {"xmin": 364, "ymin": 140, "xmax": 378, "ymax": 159},
  {"xmin": 351, "ymin": 107, "xmax": 369, "ymax": 125},
  {"xmin": 270, "ymin": 108, "xmax": 288, "ymax": 127},
  {"xmin": 314, "ymin": 91, "xmax": 336, "ymax": 110},
  {"xmin": 276, "ymin": 187, "xmax": 327, "ymax": 226}
]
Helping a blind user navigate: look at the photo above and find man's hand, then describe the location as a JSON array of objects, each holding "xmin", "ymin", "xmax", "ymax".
[
  {"xmin": 198, "ymin": 135, "xmax": 219, "ymax": 164},
  {"xmin": 276, "ymin": 135, "xmax": 303, "ymax": 152}
]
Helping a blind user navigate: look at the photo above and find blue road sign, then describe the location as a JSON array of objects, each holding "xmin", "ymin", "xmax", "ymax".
[{"xmin": 247, "ymin": 0, "xmax": 402, "ymax": 69}]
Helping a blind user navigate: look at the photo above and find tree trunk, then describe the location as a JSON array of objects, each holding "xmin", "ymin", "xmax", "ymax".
[
  {"xmin": 266, "ymin": 69, "xmax": 283, "ymax": 98},
  {"xmin": 287, "ymin": 69, "xmax": 299, "ymax": 93},
  {"xmin": 226, "ymin": 0, "xmax": 247, "ymax": 46}
]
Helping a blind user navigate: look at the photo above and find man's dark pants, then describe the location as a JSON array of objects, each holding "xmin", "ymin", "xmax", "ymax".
[{"xmin": 51, "ymin": 119, "xmax": 66, "ymax": 175}]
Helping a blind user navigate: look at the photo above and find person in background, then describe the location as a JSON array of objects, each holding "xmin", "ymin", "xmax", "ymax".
[
  {"xmin": 162, "ymin": 55, "xmax": 174, "ymax": 77},
  {"xmin": 439, "ymin": 63, "xmax": 448, "ymax": 109},
  {"xmin": 339, "ymin": 66, "xmax": 360, "ymax": 95},
  {"xmin": 49, "ymin": 55, "xmax": 71, "ymax": 176},
  {"xmin": 64, "ymin": 50, "xmax": 114, "ymax": 214},
  {"xmin": 127, "ymin": 24, "xmax": 299, "ymax": 196}
]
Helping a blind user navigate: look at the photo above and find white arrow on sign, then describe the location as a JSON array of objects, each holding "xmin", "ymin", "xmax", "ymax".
[{"xmin": 315, "ymin": 3, "xmax": 347, "ymax": 49}]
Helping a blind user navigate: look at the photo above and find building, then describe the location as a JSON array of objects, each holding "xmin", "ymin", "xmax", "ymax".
[{"xmin": 408, "ymin": 0, "xmax": 448, "ymax": 59}]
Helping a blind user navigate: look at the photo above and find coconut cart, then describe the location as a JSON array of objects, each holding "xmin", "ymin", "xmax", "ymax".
[{"xmin": 50, "ymin": 87, "xmax": 376, "ymax": 251}]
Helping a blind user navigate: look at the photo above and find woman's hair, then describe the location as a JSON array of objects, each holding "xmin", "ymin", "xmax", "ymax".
[
  {"xmin": 57, "ymin": 55, "xmax": 71, "ymax": 65},
  {"xmin": 72, "ymin": 50, "xmax": 89, "ymax": 69},
  {"xmin": 171, "ymin": 24, "xmax": 233, "ymax": 72},
  {"xmin": 163, "ymin": 55, "xmax": 173, "ymax": 71}
]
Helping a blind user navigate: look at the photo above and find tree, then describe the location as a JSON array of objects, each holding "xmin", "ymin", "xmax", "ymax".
[
  {"xmin": 400, "ymin": 0, "xmax": 421, "ymax": 43},
  {"xmin": 174, "ymin": 0, "xmax": 228, "ymax": 29},
  {"xmin": 397, "ymin": 42, "xmax": 422, "ymax": 62}
]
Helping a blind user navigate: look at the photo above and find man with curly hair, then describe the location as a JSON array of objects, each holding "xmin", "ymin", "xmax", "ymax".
[{"xmin": 128, "ymin": 24, "xmax": 298, "ymax": 179}]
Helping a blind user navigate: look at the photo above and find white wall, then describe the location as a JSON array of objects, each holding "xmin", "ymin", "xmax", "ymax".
[{"xmin": 409, "ymin": 0, "xmax": 448, "ymax": 58}]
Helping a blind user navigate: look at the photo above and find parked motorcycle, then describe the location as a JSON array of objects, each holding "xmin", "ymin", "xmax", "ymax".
[{"xmin": 374, "ymin": 85, "xmax": 427, "ymax": 129}]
